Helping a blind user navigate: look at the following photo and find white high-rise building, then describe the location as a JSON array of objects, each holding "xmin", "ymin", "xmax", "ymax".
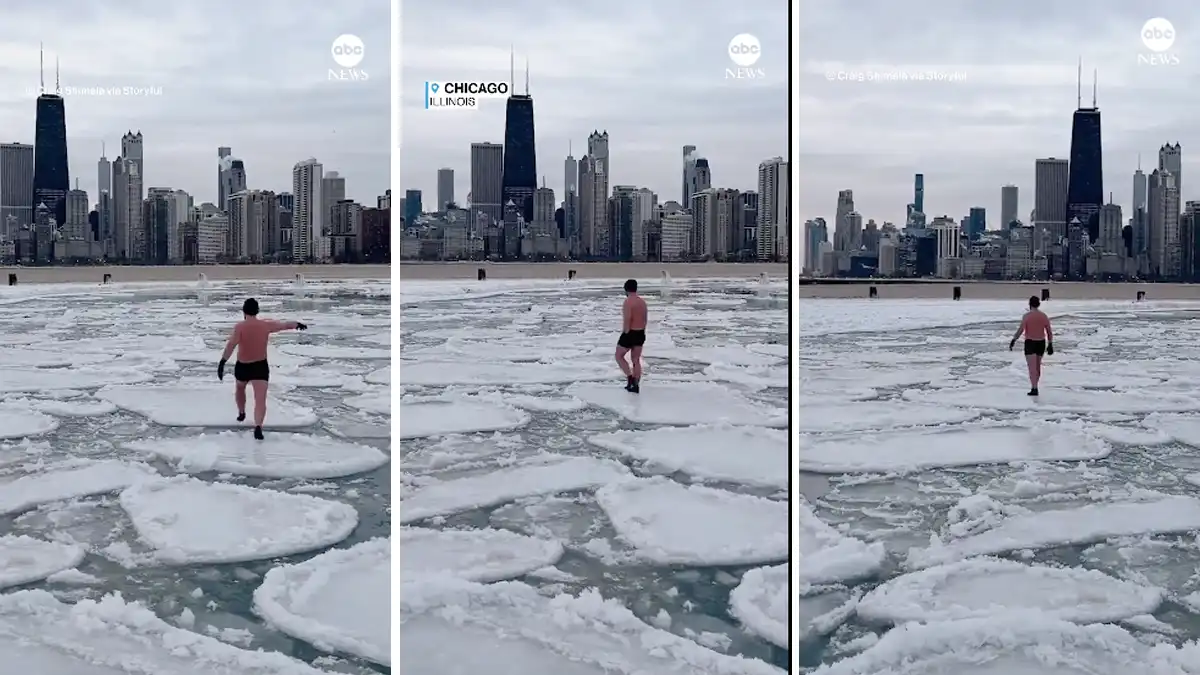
[
  {"xmin": 682, "ymin": 145, "xmax": 697, "ymax": 204},
  {"xmin": 690, "ymin": 189, "xmax": 715, "ymax": 256},
  {"xmin": 223, "ymin": 159, "xmax": 247, "ymax": 211},
  {"xmin": 437, "ymin": 168, "xmax": 454, "ymax": 210},
  {"xmin": 1001, "ymin": 184, "xmax": 1019, "ymax": 226},
  {"xmin": 292, "ymin": 158, "xmax": 325, "ymax": 261},
  {"xmin": 1034, "ymin": 157, "xmax": 1069, "ymax": 246},
  {"xmin": 111, "ymin": 157, "xmax": 143, "ymax": 260},
  {"xmin": 630, "ymin": 187, "xmax": 655, "ymax": 261},
  {"xmin": 532, "ymin": 186, "xmax": 556, "ymax": 232},
  {"xmin": 1133, "ymin": 163, "xmax": 1148, "ymax": 212},
  {"xmin": 217, "ymin": 147, "xmax": 231, "ymax": 207},
  {"xmin": 227, "ymin": 189, "xmax": 277, "ymax": 260},
  {"xmin": 660, "ymin": 210, "xmax": 692, "ymax": 260},
  {"xmin": 197, "ymin": 212, "xmax": 229, "ymax": 263},
  {"xmin": 1159, "ymin": 143, "xmax": 1182, "ymax": 198},
  {"xmin": 1148, "ymin": 169, "xmax": 1180, "ymax": 277},
  {"xmin": 1098, "ymin": 202, "xmax": 1123, "ymax": 254},
  {"xmin": 0, "ymin": 142, "xmax": 34, "ymax": 239},
  {"xmin": 166, "ymin": 189, "xmax": 192, "ymax": 262},
  {"xmin": 64, "ymin": 188, "xmax": 89, "ymax": 240},
  {"xmin": 469, "ymin": 142, "xmax": 503, "ymax": 229},
  {"xmin": 755, "ymin": 157, "xmax": 788, "ymax": 261},
  {"xmin": 579, "ymin": 153, "xmax": 609, "ymax": 257}
]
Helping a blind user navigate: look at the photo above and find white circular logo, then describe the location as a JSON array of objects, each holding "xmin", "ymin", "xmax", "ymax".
[
  {"xmin": 331, "ymin": 34, "xmax": 365, "ymax": 68},
  {"xmin": 1142, "ymin": 18, "xmax": 1176, "ymax": 52},
  {"xmin": 728, "ymin": 34, "xmax": 761, "ymax": 67}
]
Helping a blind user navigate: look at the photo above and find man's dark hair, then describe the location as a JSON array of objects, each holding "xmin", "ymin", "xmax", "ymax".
[
  {"xmin": 243, "ymin": 298, "xmax": 260, "ymax": 316},
  {"xmin": 1028, "ymin": 295, "xmax": 1040, "ymax": 308},
  {"xmin": 624, "ymin": 279, "xmax": 637, "ymax": 292}
]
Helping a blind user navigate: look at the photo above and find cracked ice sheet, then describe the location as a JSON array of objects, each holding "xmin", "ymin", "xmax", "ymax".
[
  {"xmin": 124, "ymin": 431, "xmax": 388, "ymax": 479},
  {"xmin": 0, "ymin": 589, "xmax": 328, "ymax": 674},
  {"xmin": 96, "ymin": 384, "xmax": 318, "ymax": 429},
  {"xmin": 595, "ymin": 477, "xmax": 788, "ymax": 566},
  {"xmin": 400, "ymin": 579, "xmax": 784, "ymax": 674},
  {"xmin": 587, "ymin": 425, "xmax": 788, "ymax": 488},
  {"xmin": 0, "ymin": 535, "xmax": 85, "ymax": 588},
  {"xmin": 811, "ymin": 614, "xmax": 1199, "ymax": 675},
  {"xmin": 856, "ymin": 557, "xmax": 1163, "ymax": 624},
  {"xmin": 795, "ymin": 402, "xmax": 980, "ymax": 434},
  {"xmin": 902, "ymin": 384, "xmax": 1200, "ymax": 413},
  {"xmin": 400, "ymin": 360, "xmax": 612, "ymax": 385},
  {"xmin": 797, "ymin": 422, "xmax": 1111, "ymax": 474},
  {"xmin": 906, "ymin": 496, "xmax": 1200, "ymax": 569},
  {"xmin": 0, "ymin": 460, "xmax": 159, "ymax": 516},
  {"xmin": 799, "ymin": 499, "xmax": 885, "ymax": 585},
  {"xmin": 399, "ymin": 456, "xmax": 630, "ymax": 523},
  {"xmin": 254, "ymin": 538, "xmax": 390, "ymax": 666},
  {"xmin": 398, "ymin": 400, "xmax": 529, "ymax": 438},
  {"xmin": 0, "ymin": 402, "xmax": 59, "ymax": 439},
  {"xmin": 729, "ymin": 565, "xmax": 786, "ymax": 648},
  {"xmin": 567, "ymin": 381, "xmax": 787, "ymax": 427}
]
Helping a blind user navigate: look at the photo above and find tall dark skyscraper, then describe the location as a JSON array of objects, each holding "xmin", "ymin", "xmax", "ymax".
[
  {"xmin": 501, "ymin": 58, "xmax": 537, "ymax": 226},
  {"xmin": 1067, "ymin": 66, "xmax": 1103, "ymax": 243},
  {"xmin": 913, "ymin": 173, "xmax": 924, "ymax": 213},
  {"xmin": 32, "ymin": 57, "xmax": 70, "ymax": 235}
]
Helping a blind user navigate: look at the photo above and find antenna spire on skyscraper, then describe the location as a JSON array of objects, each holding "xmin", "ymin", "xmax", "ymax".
[
  {"xmin": 1076, "ymin": 56, "xmax": 1081, "ymax": 109},
  {"xmin": 1092, "ymin": 68, "xmax": 1097, "ymax": 108},
  {"xmin": 39, "ymin": 43, "xmax": 44, "ymax": 95},
  {"xmin": 510, "ymin": 45, "xmax": 514, "ymax": 94},
  {"xmin": 55, "ymin": 55, "xmax": 60, "ymax": 95},
  {"xmin": 1138, "ymin": 153, "xmax": 1142, "ymax": 170},
  {"xmin": 525, "ymin": 58, "xmax": 530, "ymax": 95}
]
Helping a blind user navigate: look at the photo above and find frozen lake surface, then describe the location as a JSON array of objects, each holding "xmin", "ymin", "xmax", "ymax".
[
  {"xmin": 0, "ymin": 279, "xmax": 390, "ymax": 674},
  {"xmin": 397, "ymin": 277, "xmax": 789, "ymax": 673},
  {"xmin": 802, "ymin": 298, "xmax": 1200, "ymax": 673}
]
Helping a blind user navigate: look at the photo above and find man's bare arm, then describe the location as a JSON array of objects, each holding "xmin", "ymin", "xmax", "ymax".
[
  {"xmin": 220, "ymin": 326, "xmax": 239, "ymax": 361},
  {"xmin": 622, "ymin": 301, "xmax": 632, "ymax": 333},
  {"xmin": 1045, "ymin": 318, "xmax": 1054, "ymax": 344},
  {"xmin": 1011, "ymin": 317, "xmax": 1025, "ymax": 343}
]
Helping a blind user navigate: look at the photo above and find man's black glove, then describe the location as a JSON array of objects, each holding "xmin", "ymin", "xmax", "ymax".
[
  {"xmin": 296, "ymin": 322, "xmax": 308, "ymax": 330},
  {"xmin": 1046, "ymin": 343, "xmax": 1054, "ymax": 356},
  {"xmin": 1009, "ymin": 339, "xmax": 1016, "ymax": 351},
  {"xmin": 218, "ymin": 359, "xmax": 227, "ymax": 381}
]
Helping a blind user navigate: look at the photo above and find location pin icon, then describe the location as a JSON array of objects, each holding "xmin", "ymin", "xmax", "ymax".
[{"xmin": 430, "ymin": 83, "xmax": 439, "ymax": 93}]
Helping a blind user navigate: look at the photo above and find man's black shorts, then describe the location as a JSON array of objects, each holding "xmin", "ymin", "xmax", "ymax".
[
  {"xmin": 1023, "ymin": 339, "xmax": 1046, "ymax": 357},
  {"xmin": 617, "ymin": 330, "xmax": 646, "ymax": 349},
  {"xmin": 234, "ymin": 359, "xmax": 270, "ymax": 382}
]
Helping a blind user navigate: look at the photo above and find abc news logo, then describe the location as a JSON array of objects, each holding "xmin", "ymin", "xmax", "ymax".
[
  {"xmin": 1138, "ymin": 18, "xmax": 1180, "ymax": 66},
  {"xmin": 329, "ymin": 34, "xmax": 369, "ymax": 82},
  {"xmin": 725, "ymin": 34, "xmax": 765, "ymax": 80},
  {"xmin": 424, "ymin": 81, "xmax": 510, "ymax": 110}
]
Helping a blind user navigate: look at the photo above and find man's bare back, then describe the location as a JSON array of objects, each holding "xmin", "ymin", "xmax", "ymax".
[
  {"xmin": 229, "ymin": 318, "xmax": 295, "ymax": 363},
  {"xmin": 624, "ymin": 294, "xmax": 648, "ymax": 331}
]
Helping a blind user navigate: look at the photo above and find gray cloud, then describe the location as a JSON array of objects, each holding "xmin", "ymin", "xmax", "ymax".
[
  {"xmin": 399, "ymin": 0, "xmax": 789, "ymax": 205},
  {"xmin": 0, "ymin": 0, "xmax": 388, "ymax": 207},
  {"xmin": 800, "ymin": 2, "xmax": 1193, "ymax": 239}
]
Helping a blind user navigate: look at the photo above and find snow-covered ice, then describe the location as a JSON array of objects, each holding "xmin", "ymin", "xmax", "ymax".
[
  {"xmin": 0, "ymin": 460, "xmax": 159, "ymax": 515},
  {"xmin": 587, "ymin": 425, "xmax": 788, "ymax": 488},
  {"xmin": 125, "ymin": 431, "xmax": 388, "ymax": 479},
  {"xmin": 595, "ymin": 477, "xmax": 788, "ymax": 565},
  {"xmin": 0, "ymin": 403, "xmax": 59, "ymax": 438},
  {"xmin": 567, "ymin": 380, "xmax": 786, "ymax": 426},
  {"xmin": 97, "ymin": 384, "xmax": 318, "ymax": 428},
  {"xmin": 799, "ymin": 499, "xmax": 885, "ymax": 585},
  {"xmin": 254, "ymin": 538, "xmax": 390, "ymax": 666},
  {"xmin": 856, "ymin": 557, "xmax": 1164, "ymax": 624},
  {"xmin": 798, "ymin": 422, "xmax": 1111, "ymax": 474},
  {"xmin": 399, "ymin": 399, "xmax": 529, "ymax": 438},
  {"xmin": 120, "ymin": 476, "xmax": 359, "ymax": 564},
  {"xmin": 729, "ymin": 565, "xmax": 786, "ymax": 648},
  {"xmin": 400, "ymin": 456, "xmax": 630, "ymax": 523},
  {"xmin": 795, "ymin": 402, "xmax": 980, "ymax": 433},
  {"xmin": 0, "ymin": 535, "xmax": 85, "ymax": 588},
  {"xmin": 400, "ymin": 527, "xmax": 563, "ymax": 582},
  {"xmin": 903, "ymin": 383, "xmax": 1200, "ymax": 413},
  {"xmin": 400, "ymin": 580, "xmax": 785, "ymax": 674}
]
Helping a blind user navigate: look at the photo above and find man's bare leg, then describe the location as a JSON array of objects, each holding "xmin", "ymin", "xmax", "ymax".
[
  {"xmin": 615, "ymin": 348, "xmax": 632, "ymax": 377},
  {"xmin": 630, "ymin": 346, "xmax": 643, "ymax": 382},
  {"xmin": 1024, "ymin": 354, "xmax": 1039, "ymax": 394},
  {"xmin": 251, "ymin": 380, "xmax": 268, "ymax": 439},
  {"xmin": 234, "ymin": 381, "xmax": 248, "ymax": 421},
  {"xmin": 1034, "ymin": 355, "xmax": 1044, "ymax": 386}
]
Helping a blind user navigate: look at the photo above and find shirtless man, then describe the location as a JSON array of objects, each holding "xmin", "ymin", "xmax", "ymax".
[
  {"xmin": 1009, "ymin": 295, "xmax": 1054, "ymax": 396},
  {"xmin": 217, "ymin": 298, "xmax": 307, "ymax": 439},
  {"xmin": 616, "ymin": 279, "xmax": 648, "ymax": 393}
]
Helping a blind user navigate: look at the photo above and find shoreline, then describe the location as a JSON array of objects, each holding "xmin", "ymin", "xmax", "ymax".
[
  {"xmin": 0, "ymin": 265, "xmax": 389, "ymax": 285},
  {"xmin": 397, "ymin": 262, "xmax": 790, "ymax": 280},
  {"xmin": 798, "ymin": 281, "xmax": 1200, "ymax": 301}
]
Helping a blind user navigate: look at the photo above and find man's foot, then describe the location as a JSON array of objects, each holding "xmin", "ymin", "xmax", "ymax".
[
  {"xmin": 625, "ymin": 376, "xmax": 635, "ymax": 391},
  {"xmin": 1028, "ymin": 388, "xmax": 1039, "ymax": 396},
  {"xmin": 253, "ymin": 426, "xmax": 264, "ymax": 440},
  {"xmin": 237, "ymin": 412, "xmax": 246, "ymax": 422},
  {"xmin": 629, "ymin": 378, "xmax": 640, "ymax": 394}
]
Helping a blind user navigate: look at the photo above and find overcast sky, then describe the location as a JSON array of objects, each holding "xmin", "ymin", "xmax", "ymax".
[
  {"xmin": 399, "ymin": 0, "xmax": 788, "ymax": 209},
  {"xmin": 0, "ymin": 0, "xmax": 388, "ymax": 208},
  {"xmin": 800, "ymin": 2, "xmax": 1191, "ymax": 237}
]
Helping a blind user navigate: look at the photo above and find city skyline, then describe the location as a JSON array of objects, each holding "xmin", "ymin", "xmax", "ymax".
[
  {"xmin": 799, "ymin": 2, "xmax": 1195, "ymax": 229},
  {"xmin": 0, "ymin": 1, "xmax": 389, "ymax": 206},
  {"xmin": 399, "ymin": 0, "xmax": 787, "ymax": 204}
]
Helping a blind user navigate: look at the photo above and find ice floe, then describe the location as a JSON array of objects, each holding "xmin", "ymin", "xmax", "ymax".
[
  {"xmin": 596, "ymin": 477, "xmax": 788, "ymax": 565},
  {"xmin": 0, "ymin": 535, "xmax": 85, "ymax": 588},
  {"xmin": 401, "ymin": 360, "xmax": 610, "ymax": 385},
  {"xmin": 811, "ymin": 614, "xmax": 1196, "ymax": 674},
  {"xmin": 400, "ymin": 579, "xmax": 785, "ymax": 674},
  {"xmin": 0, "ymin": 404, "xmax": 59, "ymax": 439},
  {"xmin": 588, "ymin": 425, "xmax": 788, "ymax": 488},
  {"xmin": 567, "ymin": 381, "xmax": 787, "ymax": 427},
  {"xmin": 400, "ymin": 527, "xmax": 563, "ymax": 583},
  {"xmin": 800, "ymin": 499, "xmax": 885, "ymax": 585},
  {"xmin": 729, "ymin": 564, "xmax": 786, "ymax": 648},
  {"xmin": 399, "ymin": 400, "xmax": 529, "ymax": 439},
  {"xmin": 0, "ymin": 366, "xmax": 152, "ymax": 393},
  {"xmin": 97, "ymin": 384, "xmax": 318, "ymax": 429},
  {"xmin": 119, "ymin": 477, "xmax": 358, "ymax": 564},
  {"xmin": 125, "ymin": 431, "xmax": 388, "ymax": 479},
  {"xmin": 0, "ymin": 460, "xmax": 158, "ymax": 515},
  {"xmin": 277, "ymin": 344, "xmax": 391, "ymax": 360},
  {"xmin": 903, "ymin": 384, "xmax": 1200, "ymax": 413},
  {"xmin": 22, "ymin": 397, "xmax": 118, "ymax": 418},
  {"xmin": 798, "ymin": 423, "xmax": 1111, "ymax": 474},
  {"xmin": 907, "ymin": 496, "xmax": 1200, "ymax": 569},
  {"xmin": 856, "ymin": 557, "xmax": 1164, "ymax": 624},
  {"xmin": 399, "ymin": 456, "xmax": 630, "ymax": 523},
  {"xmin": 795, "ymin": 402, "xmax": 980, "ymax": 434},
  {"xmin": 0, "ymin": 589, "xmax": 328, "ymax": 674},
  {"xmin": 254, "ymin": 538, "xmax": 390, "ymax": 666},
  {"xmin": 364, "ymin": 365, "xmax": 390, "ymax": 384}
]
